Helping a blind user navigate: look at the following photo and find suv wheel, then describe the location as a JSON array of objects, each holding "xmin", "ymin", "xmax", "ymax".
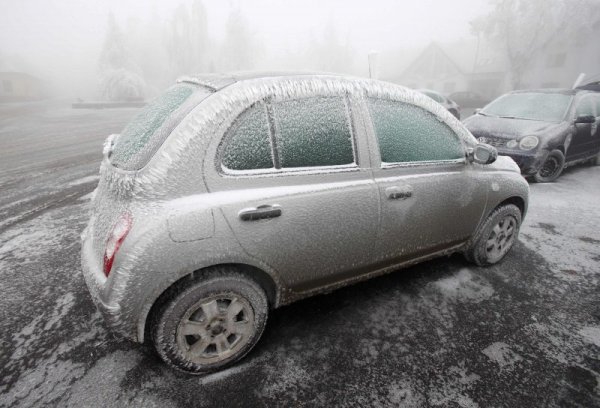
[
  {"xmin": 465, "ymin": 204, "xmax": 522, "ymax": 266},
  {"xmin": 534, "ymin": 149, "xmax": 565, "ymax": 183},
  {"xmin": 152, "ymin": 267, "xmax": 268, "ymax": 374}
]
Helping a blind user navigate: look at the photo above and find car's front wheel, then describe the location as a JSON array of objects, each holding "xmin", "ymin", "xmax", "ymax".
[
  {"xmin": 533, "ymin": 149, "xmax": 565, "ymax": 183},
  {"xmin": 465, "ymin": 204, "xmax": 522, "ymax": 266},
  {"xmin": 151, "ymin": 267, "xmax": 269, "ymax": 374}
]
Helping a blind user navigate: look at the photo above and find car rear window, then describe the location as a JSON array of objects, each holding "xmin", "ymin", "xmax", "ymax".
[{"xmin": 111, "ymin": 83, "xmax": 210, "ymax": 170}]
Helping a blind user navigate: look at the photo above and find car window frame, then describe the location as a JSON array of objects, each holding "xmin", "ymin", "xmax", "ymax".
[
  {"xmin": 217, "ymin": 93, "xmax": 361, "ymax": 177},
  {"xmin": 364, "ymin": 95, "xmax": 467, "ymax": 169}
]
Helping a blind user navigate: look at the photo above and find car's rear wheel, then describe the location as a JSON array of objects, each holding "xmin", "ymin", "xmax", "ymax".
[
  {"xmin": 533, "ymin": 149, "xmax": 565, "ymax": 183},
  {"xmin": 151, "ymin": 267, "xmax": 268, "ymax": 374},
  {"xmin": 465, "ymin": 204, "xmax": 522, "ymax": 266}
]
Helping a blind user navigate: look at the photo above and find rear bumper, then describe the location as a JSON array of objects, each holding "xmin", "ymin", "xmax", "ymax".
[{"xmin": 80, "ymin": 228, "xmax": 137, "ymax": 341}]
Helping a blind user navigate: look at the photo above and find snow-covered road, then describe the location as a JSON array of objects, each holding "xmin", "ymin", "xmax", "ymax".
[{"xmin": 0, "ymin": 103, "xmax": 599, "ymax": 407}]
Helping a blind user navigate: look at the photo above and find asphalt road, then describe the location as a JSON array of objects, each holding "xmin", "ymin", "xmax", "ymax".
[{"xmin": 0, "ymin": 102, "xmax": 599, "ymax": 408}]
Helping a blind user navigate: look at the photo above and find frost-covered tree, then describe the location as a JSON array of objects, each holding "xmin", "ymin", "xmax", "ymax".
[
  {"xmin": 98, "ymin": 12, "xmax": 146, "ymax": 101},
  {"xmin": 220, "ymin": 8, "xmax": 261, "ymax": 71},
  {"xmin": 164, "ymin": 1, "xmax": 212, "ymax": 78},
  {"xmin": 190, "ymin": 0, "xmax": 211, "ymax": 72},
  {"xmin": 127, "ymin": 10, "xmax": 170, "ymax": 95},
  {"xmin": 296, "ymin": 19, "xmax": 353, "ymax": 74},
  {"xmin": 311, "ymin": 20, "xmax": 353, "ymax": 74},
  {"xmin": 472, "ymin": 0, "xmax": 600, "ymax": 88}
]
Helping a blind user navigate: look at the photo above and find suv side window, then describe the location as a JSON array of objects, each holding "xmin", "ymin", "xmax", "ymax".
[
  {"xmin": 222, "ymin": 102, "xmax": 273, "ymax": 170},
  {"xmin": 367, "ymin": 98, "xmax": 464, "ymax": 163},
  {"xmin": 576, "ymin": 95, "xmax": 596, "ymax": 117},
  {"xmin": 272, "ymin": 96, "xmax": 355, "ymax": 168}
]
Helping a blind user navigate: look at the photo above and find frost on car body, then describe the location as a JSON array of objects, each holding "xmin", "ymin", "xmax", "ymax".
[{"xmin": 81, "ymin": 72, "xmax": 529, "ymax": 373}]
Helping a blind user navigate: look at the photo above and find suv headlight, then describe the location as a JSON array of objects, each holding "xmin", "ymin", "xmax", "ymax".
[{"xmin": 519, "ymin": 135, "xmax": 539, "ymax": 150}]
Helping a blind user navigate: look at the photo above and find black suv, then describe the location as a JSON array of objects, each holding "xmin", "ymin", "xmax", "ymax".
[{"xmin": 464, "ymin": 89, "xmax": 600, "ymax": 182}]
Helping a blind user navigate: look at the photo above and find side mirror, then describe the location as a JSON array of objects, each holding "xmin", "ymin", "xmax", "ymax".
[
  {"xmin": 474, "ymin": 108, "xmax": 482, "ymax": 114},
  {"xmin": 575, "ymin": 115, "xmax": 595, "ymax": 124},
  {"xmin": 469, "ymin": 143, "xmax": 497, "ymax": 165}
]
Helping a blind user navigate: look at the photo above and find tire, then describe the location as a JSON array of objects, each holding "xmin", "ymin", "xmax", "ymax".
[
  {"xmin": 465, "ymin": 204, "xmax": 522, "ymax": 266},
  {"xmin": 533, "ymin": 149, "xmax": 565, "ymax": 183},
  {"xmin": 151, "ymin": 267, "xmax": 268, "ymax": 374}
]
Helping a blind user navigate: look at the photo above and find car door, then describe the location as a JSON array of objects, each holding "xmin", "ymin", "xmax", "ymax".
[
  {"xmin": 212, "ymin": 94, "xmax": 379, "ymax": 293},
  {"xmin": 363, "ymin": 96, "xmax": 487, "ymax": 266},
  {"xmin": 569, "ymin": 93, "xmax": 599, "ymax": 160}
]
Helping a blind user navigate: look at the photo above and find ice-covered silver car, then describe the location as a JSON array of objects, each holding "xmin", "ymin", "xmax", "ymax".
[{"xmin": 81, "ymin": 73, "xmax": 529, "ymax": 374}]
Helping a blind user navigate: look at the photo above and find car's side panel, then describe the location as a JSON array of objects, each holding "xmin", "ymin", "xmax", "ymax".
[
  {"xmin": 475, "ymin": 157, "xmax": 529, "ymax": 220},
  {"xmin": 370, "ymin": 164, "xmax": 488, "ymax": 264},
  {"xmin": 202, "ymin": 82, "xmax": 381, "ymax": 295},
  {"xmin": 357, "ymin": 93, "xmax": 488, "ymax": 264}
]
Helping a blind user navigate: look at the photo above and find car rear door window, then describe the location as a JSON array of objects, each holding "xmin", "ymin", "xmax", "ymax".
[
  {"xmin": 367, "ymin": 98, "xmax": 464, "ymax": 163},
  {"xmin": 272, "ymin": 97, "xmax": 355, "ymax": 168},
  {"xmin": 222, "ymin": 103, "xmax": 273, "ymax": 170}
]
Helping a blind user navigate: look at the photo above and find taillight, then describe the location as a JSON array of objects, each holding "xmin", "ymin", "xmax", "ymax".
[{"xmin": 103, "ymin": 212, "xmax": 132, "ymax": 277}]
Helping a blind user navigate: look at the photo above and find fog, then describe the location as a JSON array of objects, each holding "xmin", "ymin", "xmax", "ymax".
[{"xmin": 0, "ymin": 0, "xmax": 598, "ymax": 101}]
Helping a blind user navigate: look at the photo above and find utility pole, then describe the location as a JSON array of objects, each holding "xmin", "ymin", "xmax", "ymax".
[{"xmin": 368, "ymin": 51, "xmax": 379, "ymax": 79}]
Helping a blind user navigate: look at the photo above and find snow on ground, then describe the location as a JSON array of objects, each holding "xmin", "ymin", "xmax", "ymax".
[{"xmin": 0, "ymin": 105, "xmax": 599, "ymax": 407}]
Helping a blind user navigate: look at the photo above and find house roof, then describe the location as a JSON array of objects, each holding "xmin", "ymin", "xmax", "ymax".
[
  {"xmin": 0, "ymin": 71, "xmax": 41, "ymax": 82},
  {"xmin": 386, "ymin": 38, "xmax": 508, "ymax": 82}
]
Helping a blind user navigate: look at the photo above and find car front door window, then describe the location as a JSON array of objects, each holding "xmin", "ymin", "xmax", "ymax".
[{"xmin": 367, "ymin": 98, "xmax": 464, "ymax": 164}]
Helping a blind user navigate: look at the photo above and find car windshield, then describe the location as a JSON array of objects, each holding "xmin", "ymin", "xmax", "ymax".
[
  {"xmin": 481, "ymin": 92, "xmax": 573, "ymax": 122},
  {"xmin": 111, "ymin": 83, "xmax": 210, "ymax": 170}
]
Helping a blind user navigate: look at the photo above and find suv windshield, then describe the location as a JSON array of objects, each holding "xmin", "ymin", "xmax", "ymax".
[
  {"xmin": 481, "ymin": 92, "xmax": 573, "ymax": 122},
  {"xmin": 111, "ymin": 83, "xmax": 210, "ymax": 170}
]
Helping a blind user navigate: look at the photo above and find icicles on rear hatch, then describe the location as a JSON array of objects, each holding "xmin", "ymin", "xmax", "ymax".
[{"xmin": 89, "ymin": 158, "xmax": 137, "ymax": 270}]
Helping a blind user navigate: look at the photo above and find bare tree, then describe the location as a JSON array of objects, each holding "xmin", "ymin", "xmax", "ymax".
[{"xmin": 472, "ymin": 0, "xmax": 600, "ymax": 88}]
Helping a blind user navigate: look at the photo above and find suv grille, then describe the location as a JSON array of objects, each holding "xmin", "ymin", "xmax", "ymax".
[{"xmin": 477, "ymin": 136, "xmax": 507, "ymax": 148}]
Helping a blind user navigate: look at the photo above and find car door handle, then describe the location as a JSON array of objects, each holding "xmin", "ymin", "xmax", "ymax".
[
  {"xmin": 239, "ymin": 204, "xmax": 282, "ymax": 221},
  {"xmin": 386, "ymin": 186, "xmax": 413, "ymax": 200}
]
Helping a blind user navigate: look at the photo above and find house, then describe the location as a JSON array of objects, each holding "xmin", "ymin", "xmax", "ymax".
[
  {"xmin": 0, "ymin": 72, "xmax": 44, "ymax": 102},
  {"xmin": 384, "ymin": 40, "xmax": 509, "ymax": 100},
  {"xmin": 386, "ymin": 19, "xmax": 600, "ymax": 100}
]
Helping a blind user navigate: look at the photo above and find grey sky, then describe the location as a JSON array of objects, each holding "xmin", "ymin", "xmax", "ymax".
[{"xmin": 0, "ymin": 0, "xmax": 491, "ymax": 96}]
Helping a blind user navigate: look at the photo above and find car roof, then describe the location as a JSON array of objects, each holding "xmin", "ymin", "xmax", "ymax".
[
  {"xmin": 576, "ymin": 81, "xmax": 600, "ymax": 92},
  {"xmin": 177, "ymin": 71, "xmax": 344, "ymax": 91},
  {"xmin": 509, "ymin": 88, "xmax": 586, "ymax": 96}
]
